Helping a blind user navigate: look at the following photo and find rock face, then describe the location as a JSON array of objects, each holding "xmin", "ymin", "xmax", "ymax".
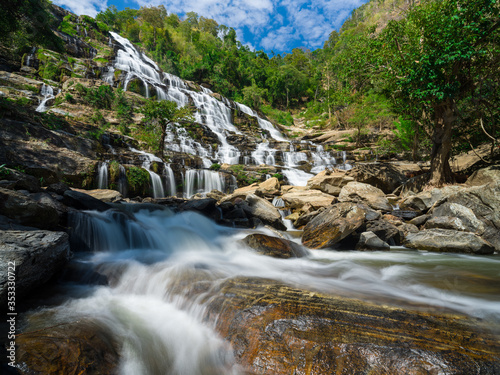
[
  {"xmin": 241, "ymin": 234, "xmax": 307, "ymax": 259},
  {"xmin": 302, "ymin": 202, "xmax": 366, "ymax": 249},
  {"xmin": 346, "ymin": 162, "xmax": 419, "ymax": 194},
  {"xmin": 16, "ymin": 318, "xmax": 118, "ymax": 375},
  {"xmin": 0, "ymin": 187, "xmax": 60, "ymax": 229},
  {"xmin": 306, "ymin": 169, "xmax": 353, "ymax": 196},
  {"xmin": 404, "ymin": 229, "xmax": 495, "ymax": 254},
  {"xmin": 63, "ymin": 189, "xmax": 112, "ymax": 212},
  {"xmin": 440, "ymin": 181, "xmax": 500, "ymax": 251},
  {"xmin": 71, "ymin": 188, "xmax": 122, "ymax": 202},
  {"xmin": 0, "ymin": 230, "xmax": 70, "ymax": 305},
  {"xmin": 205, "ymin": 277, "xmax": 500, "ymax": 375},
  {"xmin": 282, "ymin": 186, "xmax": 335, "ymax": 210},
  {"xmin": 466, "ymin": 165, "xmax": 500, "ymax": 186},
  {"xmin": 338, "ymin": 181, "xmax": 392, "ymax": 211}
]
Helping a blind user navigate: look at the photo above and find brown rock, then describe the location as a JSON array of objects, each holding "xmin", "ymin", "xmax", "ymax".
[
  {"xmin": 282, "ymin": 188, "xmax": 335, "ymax": 211},
  {"xmin": 338, "ymin": 181, "xmax": 392, "ymax": 211},
  {"xmin": 241, "ymin": 233, "xmax": 307, "ymax": 258},
  {"xmin": 302, "ymin": 202, "xmax": 366, "ymax": 249},
  {"xmin": 205, "ymin": 277, "xmax": 500, "ymax": 375},
  {"xmin": 306, "ymin": 169, "xmax": 353, "ymax": 196}
]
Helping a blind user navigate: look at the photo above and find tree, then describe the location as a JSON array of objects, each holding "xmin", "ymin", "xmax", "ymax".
[
  {"xmin": 141, "ymin": 100, "xmax": 194, "ymax": 159},
  {"xmin": 379, "ymin": 0, "xmax": 500, "ymax": 186}
]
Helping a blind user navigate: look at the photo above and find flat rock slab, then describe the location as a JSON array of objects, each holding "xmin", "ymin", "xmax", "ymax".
[
  {"xmin": 404, "ymin": 228, "xmax": 495, "ymax": 254},
  {"xmin": 205, "ymin": 277, "xmax": 500, "ymax": 375}
]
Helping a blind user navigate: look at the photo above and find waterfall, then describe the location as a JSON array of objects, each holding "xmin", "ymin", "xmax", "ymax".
[
  {"xmin": 97, "ymin": 162, "xmax": 109, "ymax": 189},
  {"xmin": 252, "ymin": 142, "xmax": 276, "ymax": 166},
  {"xmin": 131, "ymin": 149, "xmax": 165, "ymax": 199},
  {"xmin": 164, "ymin": 164, "xmax": 177, "ymax": 197},
  {"xmin": 117, "ymin": 165, "xmax": 128, "ymax": 197},
  {"xmin": 184, "ymin": 169, "xmax": 226, "ymax": 198},
  {"xmin": 36, "ymin": 83, "xmax": 54, "ymax": 112},
  {"xmin": 235, "ymin": 102, "xmax": 287, "ymax": 142}
]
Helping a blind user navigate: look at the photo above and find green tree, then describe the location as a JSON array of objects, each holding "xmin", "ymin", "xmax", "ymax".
[
  {"xmin": 141, "ymin": 100, "xmax": 194, "ymax": 159},
  {"xmin": 379, "ymin": 0, "xmax": 500, "ymax": 186}
]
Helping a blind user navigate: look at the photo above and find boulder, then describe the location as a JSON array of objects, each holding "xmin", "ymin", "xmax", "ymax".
[
  {"xmin": 365, "ymin": 219, "xmax": 404, "ymax": 246},
  {"xmin": 346, "ymin": 162, "xmax": 420, "ymax": 194},
  {"xmin": 0, "ymin": 230, "xmax": 70, "ymax": 305},
  {"xmin": 400, "ymin": 186, "xmax": 465, "ymax": 213},
  {"xmin": 256, "ymin": 177, "xmax": 281, "ymax": 197},
  {"xmin": 282, "ymin": 188, "xmax": 335, "ymax": 211},
  {"xmin": 180, "ymin": 198, "xmax": 217, "ymax": 218},
  {"xmin": 63, "ymin": 189, "xmax": 112, "ymax": 212},
  {"xmin": 222, "ymin": 194, "xmax": 285, "ymax": 230},
  {"xmin": 205, "ymin": 277, "xmax": 500, "ymax": 375},
  {"xmin": 409, "ymin": 214, "xmax": 431, "ymax": 226},
  {"xmin": 30, "ymin": 192, "xmax": 70, "ymax": 227},
  {"xmin": 302, "ymin": 202, "xmax": 366, "ymax": 249},
  {"xmin": 437, "ymin": 182, "xmax": 500, "ymax": 251},
  {"xmin": 46, "ymin": 181, "xmax": 71, "ymax": 195},
  {"xmin": 404, "ymin": 229, "xmax": 495, "ymax": 254},
  {"xmin": 466, "ymin": 165, "xmax": 500, "ymax": 187},
  {"xmin": 232, "ymin": 183, "xmax": 259, "ymax": 196},
  {"xmin": 356, "ymin": 231, "xmax": 390, "ymax": 250},
  {"xmin": 0, "ymin": 168, "xmax": 41, "ymax": 192},
  {"xmin": 306, "ymin": 169, "xmax": 353, "ymax": 196},
  {"xmin": 0, "ymin": 187, "xmax": 59, "ymax": 229},
  {"xmin": 16, "ymin": 318, "xmax": 118, "ymax": 374},
  {"xmin": 338, "ymin": 181, "xmax": 392, "ymax": 211},
  {"xmin": 241, "ymin": 234, "xmax": 307, "ymax": 258},
  {"xmin": 425, "ymin": 202, "xmax": 485, "ymax": 234}
]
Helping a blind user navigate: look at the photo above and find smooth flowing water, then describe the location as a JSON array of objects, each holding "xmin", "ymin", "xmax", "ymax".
[{"xmin": 21, "ymin": 206, "xmax": 500, "ymax": 374}]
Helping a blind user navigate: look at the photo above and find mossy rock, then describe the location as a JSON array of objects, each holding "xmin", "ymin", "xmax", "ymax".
[{"xmin": 125, "ymin": 165, "xmax": 150, "ymax": 197}]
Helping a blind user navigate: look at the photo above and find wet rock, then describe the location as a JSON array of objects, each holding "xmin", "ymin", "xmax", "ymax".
[
  {"xmin": 356, "ymin": 231, "xmax": 390, "ymax": 250},
  {"xmin": 0, "ymin": 230, "xmax": 69, "ymax": 305},
  {"xmin": 205, "ymin": 277, "xmax": 500, "ymax": 375},
  {"xmin": 366, "ymin": 219, "xmax": 404, "ymax": 246},
  {"xmin": 241, "ymin": 234, "xmax": 307, "ymax": 259},
  {"xmin": 404, "ymin": 229, "xmax": 495, "ymax": 254},
  {"xmin": 30, "ymin": 192, "xmax": 70, "ymax": 227},
  {"xmin": 293, "ymin": 208, "xmax": 324, "ymax": 228},
  {"xmin": 306, "ymin": 169, "xmax": 353, "ymax": 196},
  {"xmin": 0, "ymin": 187, "xmax": 59, "ymax": 229},
  {"xmin": 338, "ymin": 181, "xmax": 392, "ymax": 211},
  {"xmin": 180, "ymin": 198, "xmax": 218, "ymax": 219},
  {"xmin": 16, "ymin": 318, "xmax": 118, "ymax": 375},
  {"xmin": 302, "ymin": 202, "xmax": 366, "ymax": 249},
  {"xmin": 241, "ymin": 194, "xmax": 286, "ymax": 231},
  {"xmin": 63, "ymin": 189, "xmax": 112, "ymax": 212}
]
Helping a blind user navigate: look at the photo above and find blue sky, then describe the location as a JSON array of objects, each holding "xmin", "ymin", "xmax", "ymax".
[{"xmin": 53, "ymin": 0, "xmax": 368, "ymax": 54}]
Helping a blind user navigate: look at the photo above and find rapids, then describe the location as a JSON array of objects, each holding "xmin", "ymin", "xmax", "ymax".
[{"xmin": 18, "ymin": 206, "xmax": 500, "ymax": 374}]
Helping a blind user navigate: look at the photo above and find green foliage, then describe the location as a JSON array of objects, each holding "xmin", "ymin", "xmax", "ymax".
[
  {"xmin": 65, "ymin": 93, "xmax": 75, "ymax": 103},
  {"xmin": 272, "ymin": 173, "xmax": 283, "ymax": 181},
  {"xmin": 126, "ymin": 166, "xmax": 150, "ymax": 196},
  {"xmin": 261, "ymin": 105, "xmax": 294, "ymax": 127},
  {"xmin": 392, "ymin": 118, "xmax": 415, "ymax": 151},
  {"xmin": 209, "ymin": 163, "xmax": 221, "ymax": 171},
  {"xmin": 85, "ymin": 85, "xmax": 115, "ymax": 109}
]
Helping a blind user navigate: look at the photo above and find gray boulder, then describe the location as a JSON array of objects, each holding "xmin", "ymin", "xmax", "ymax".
[
  {"xmin": 0, "ymin": 187, "xmax": 59, "ymax": 229},
  {"xmin": 0, "ymin": 230, "xmax": 70, "ymax": 305},
  {"xmin": 356, "ymin": 231, "xmax": 390, "ymax": 251},
  {"xmin": 404, "ymin": 229, "xmax": 495, "ymax": 254}
]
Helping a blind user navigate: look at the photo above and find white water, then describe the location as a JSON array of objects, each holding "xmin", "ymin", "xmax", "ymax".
[
  {"xmin": 24, "ymin": 207, "xmax": 500, "ymax": 374},
  {"xmin": 36, "ymin": 83, "xmax": 54, "ymax": 112},
  {"xmin": 131, "ymin": 149, "xmax": 165, "ymax": 199},
  {"xmin": 184, "ymin": 169, "xmax": 226, "ymax": 198},
  {"xmin": 97, "ymin": 162, "xmax": 109, "ymax": 189},
  {"xmin": 164, "ymin": 164, "xmax": 177, "ymax": 197}
]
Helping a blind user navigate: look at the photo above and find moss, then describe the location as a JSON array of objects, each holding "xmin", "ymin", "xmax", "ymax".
[
  {"xmin": 109, "ymin": 161, "xmax": 120, "ymax": 183},
  {"xmin": 81, "ymin": 163, "xmax": 98, "ymax": 188},
  {"xmin": 126, "ymin": 166, "xmax": 150, "ymax": 196}
]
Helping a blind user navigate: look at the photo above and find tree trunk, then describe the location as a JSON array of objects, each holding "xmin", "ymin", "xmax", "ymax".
[{"xmin": 428, "ymin": 101, "xmax": 455, "ymax": 186}]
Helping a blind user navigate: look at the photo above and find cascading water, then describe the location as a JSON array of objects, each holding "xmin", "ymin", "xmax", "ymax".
[
  {"xmin": 164, "ymin": 164, "xmax": 177, "ymax": 197},
  {"xmin": 36, "ymin": 83, "xmax": 54, "ymax": 112},
  {"xmin": 235, "ymin": 102, "xmax": 288, "ymax": 142},
  {"xmin": 21, "ymin": 205, "xmax": 500, "ymax": 374},
  {"xmin": 184, "ymin": 169, "xmax": 226, "ymax": 198},
  {"xmin": 131, "ymin": 149, "xmax": 165, "ymax": 199},
  {"xmin": 97, "ymin": 161, "xmax": 109, "ymax": 189},
  {"xmin": 117, "ymin": 165, "xmax": 128, "ymax": 197},
  {"xmin": 252, "ymin": 142, "xmax": 276, "ymax": 166}
]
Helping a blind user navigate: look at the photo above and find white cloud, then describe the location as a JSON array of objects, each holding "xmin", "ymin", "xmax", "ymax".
[
  {"xmin": 53, "ymin": 0, "xmax": 108, "ymax": 17},
  {"xmin": 54, "ymin": 0, "xmax": 369, "ymax": 52}
]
